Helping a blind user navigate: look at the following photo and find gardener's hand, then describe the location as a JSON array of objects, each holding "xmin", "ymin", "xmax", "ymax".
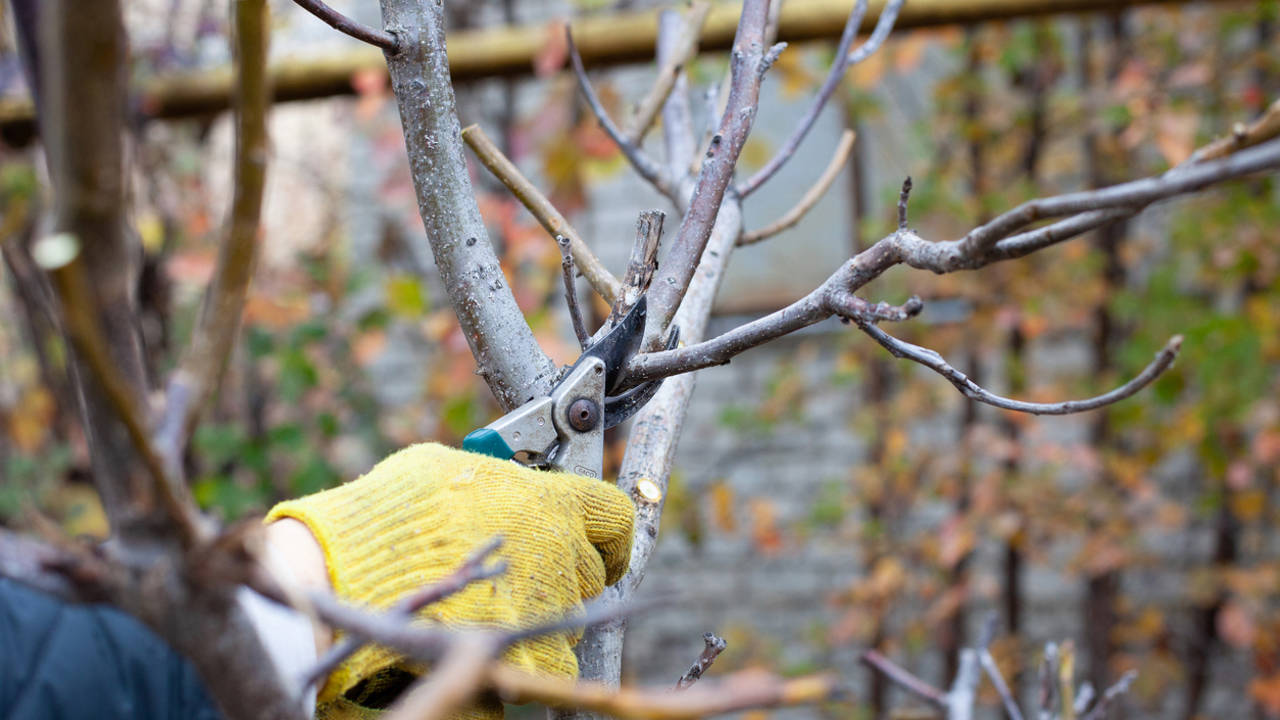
[{"xmin": 265, "ymin": 442, "xmax": 635, "ymax": 713}]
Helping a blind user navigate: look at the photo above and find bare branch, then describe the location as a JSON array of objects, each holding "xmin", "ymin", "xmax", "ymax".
[
  {"xmin": 646, "ymin": 0, "xmax": 774, "ymax": 339},
  {"xmin": 898, "ymin": 176, "xmax": 913, "ymax": 230},
  {"xmin": 559, "ymin": 235, "xmax": 591, "ymax": 350},
  {"xmin": 1192, "ymin": 97, "xmax": 1280, "ymax": 162},
  {"xmin": 739, "ymin": 129, "xmax": 855, "ymax": 246},
  {"xmin": 39, "ymin": 249, "xmax": 199, "ymax": 540},
  {"xmin": 658, "ymin": 9, "xmax": 699, "ymax": 179},
  {"xmin": 623, "ymin": 2, "xmax": 711, "ymax": 146},
  {"xmin": 949, "ymin": 649, "xmax": 983, "ymax": 720},
  {"xmin": 381, "ymin": 0, "xmax": 557, "ymax": 411},
  {"xmin": 976, "ymin": 615, "xmax": 1025, "ymax": 720},
  {"xmin": 607, "ymin": 210, "xmax": 664, "ymax": 330},
  {"xmin": 567, "ymin": 27, "xmax": 678, "ymax": 202},
  {"xmin": 493, "ymin": 665, "xmax": 843, "ymax": 720},
  {"xmin": 159, "ymin": 0, "xmax": 271, "ymax": 475},
  {"xmin": 0, "ymin": 527, "xmax": 89, "ymax": 601},
  {"xmin": 859, "ymin": 323, "xmax": 1183, "ymax": 415},
  {"xmin": 675, "ymin": 632, "xmax": 727, "ymax": 689},
  {"xmin": 385, "ymin": 638, "xmax": 498, "ymax": 720},
  {"xmin": 1080, "ymin": 671, "xmax": 1137, "ymax": 720},
  {"xmin": 291, "ymin": 0, "xmax": 398, "ymax": 51},
  {"xmin": 462, "ymin": 124, "xmax": 621, "ymax": 303},
  {"xmin": 859, "ymin": 649, "xmax": 948, "ymax": 708},
  {"xmin": 738, "ymin": 0, "xmax": 905, "ymax": 197},
  {"xmin": 301, "ymin": 538, "xmax": 505, "ymax": 691},
  {"xmin": 945, "ymin": 138, "xmax": 1280, "ymax": 265},
  {"xmin": 1038, "ymin": 643, "xmax": 1059, "ymax": 719},
  {"xmin": 623, "ymin": 253, "xmax": 919, "ymax": 386}
]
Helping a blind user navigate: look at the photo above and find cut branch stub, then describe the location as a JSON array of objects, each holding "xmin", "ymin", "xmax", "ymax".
[{"xmin": 607, "ymin": 209, "xmax": 665, "ymax": 329}]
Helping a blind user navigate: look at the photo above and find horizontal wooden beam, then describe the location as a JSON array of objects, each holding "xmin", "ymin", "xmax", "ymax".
[{"xmin": 0, "ymin": 0, "xmax": 1249, "ymax": 143}]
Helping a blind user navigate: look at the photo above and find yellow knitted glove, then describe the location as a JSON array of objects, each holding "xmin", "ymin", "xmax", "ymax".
[{"xmin": 265, "ymin": 442, "xmax": 634, "ymax": 713}]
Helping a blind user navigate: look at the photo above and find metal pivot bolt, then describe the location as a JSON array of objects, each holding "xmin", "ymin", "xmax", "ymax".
[{"xmin": 567, "ymin": 397, "xmax": 601, "ymax": 432}]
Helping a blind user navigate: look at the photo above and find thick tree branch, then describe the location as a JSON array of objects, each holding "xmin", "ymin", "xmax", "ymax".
[
  {"xmin": 646, "ymin": 0, "xmax": 777, "ymax": 339},
  {"xmin": 380, "ymin": 0, "xmax": 557, "ymax": 411},
  {"xmin": 623, "ymin": 2, "xmax": 712, "ymax": 146},
  {"xmin": 159, "ymin": 0, "xmax": 272, "ymax": 476},
  {"xmin": 738, "ymin": 0, "xmax": 904, "ymax": 197},
  {"xmin": 568, "ymin": 28, "xmax": 679, "ymax": 202},
  {"xmin": 739, "ymin": 129, "xmax": 855, "ymax": 245},
  {"xmin": 462, "ymin": 124, "xmax": 621, "ymax": 303},
  {"xmin": 292, "ymin": 0, "xmax": 399, "ymax": 52}
]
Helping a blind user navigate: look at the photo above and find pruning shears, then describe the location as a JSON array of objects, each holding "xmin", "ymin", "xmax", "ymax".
[{"xmin": 462, "ymin": 296, "xmax": 676, "ymax": 479}]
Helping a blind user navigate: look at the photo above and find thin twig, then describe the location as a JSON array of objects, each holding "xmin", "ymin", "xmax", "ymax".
[
  {"xmin": 462, "ymin": 124, "xmax": 621, "ymax": 303},
  {"xmin": 158, "ymin": 0, "xmax": 271, "ymax": 483},
  {"xmin": 1080, "ymin": 671, "xmax": 1137, "ymax": 720},
  {"xmin": 676, "ymin": 632, "xmax": 727, "ymax": 689},
  {"xmin": 558, "ymin": 235, "xmax": 591, "ymax": 350},
  {"xmin": 623, "ymin": 2, "xmax": 711, "ymax": 146},
  {"xmin": 566, "ymin": 26, "xmax": 677, "ymax": 202},
  {"xmin": 859, "ymin": 649, "xmax": 948, "ymax": 708},
  {"xmin": 739, "ymin": 130, "xmax": 856, "ymax": 246},
  {"xmin": 857, "ymin": 323, "xmax": 1183, "ymax": 416},
  {"xmin": 738, "ymin": 0, "xmax": 905, "ymax": 197},
  {"xmin": 493, "ymin": 665, "xmax": 843, "ymax": 720},
  {"xmin": 976, "ymin": 614, "xmax": 1025, "ymax": 720},
  {"xmin": 1191, "ymin": 97, "xmax": 1280, "ymax": 162},
  {"xmin": 291, "ymin": 0, "xmax": 398, "ymax": 52},
  {"xmin": 301, "ymin": 538, "xmax": 506, "ymax": 690},
  {"xmin": 1038, "ymin": 643, "xmax": 1059, "ymax": 720},
  {"xmin": 898, "ymin": 175, "xmax": 913, "ymax": 231}
]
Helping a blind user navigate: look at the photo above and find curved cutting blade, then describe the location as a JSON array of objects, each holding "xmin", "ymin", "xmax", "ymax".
[
  {"xmin": 603, "ymin": 325, "xmax": 679, "ymax": 428},
  {"xmin": 574, "ymin": 295, "xmax": 647, "ymax": 395}
]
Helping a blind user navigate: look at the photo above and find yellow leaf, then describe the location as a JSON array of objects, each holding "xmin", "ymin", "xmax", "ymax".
[{"xmin": 709, "ymin": 480, "xmax": 736, "ymax": 533}]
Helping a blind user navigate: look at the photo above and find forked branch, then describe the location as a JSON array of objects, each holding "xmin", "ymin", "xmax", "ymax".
[
  {"xmin": 738, "ymin": 0, "xmax": 905, "ymax": 197},
  {"xmin": 291, "ymin": 0, "xmax": 398, "ymax": 52}
]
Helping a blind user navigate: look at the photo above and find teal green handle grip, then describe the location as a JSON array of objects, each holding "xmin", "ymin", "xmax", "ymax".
[{"xmin": 462, "ymin": 428, "xmax": 515, "ymax": 460}]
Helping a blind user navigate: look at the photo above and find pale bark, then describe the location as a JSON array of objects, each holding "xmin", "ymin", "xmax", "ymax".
[{"xmin": 378, "ymin": 0, "xmax": 557, "ymax": 411}]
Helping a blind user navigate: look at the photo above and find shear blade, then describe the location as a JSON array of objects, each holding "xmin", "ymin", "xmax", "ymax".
[
  {"xmin": 602, "ymin": 325, "xmax": 679, "ymax": 428},
  {"xmin": 576, "ymin": 295, "xmax": 647, "ymax": 395}
]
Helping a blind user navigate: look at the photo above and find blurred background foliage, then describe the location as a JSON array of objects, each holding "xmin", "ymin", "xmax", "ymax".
[{"xmin": 1, "ymin": 0, "xmax": 1279, "ymax": 717}]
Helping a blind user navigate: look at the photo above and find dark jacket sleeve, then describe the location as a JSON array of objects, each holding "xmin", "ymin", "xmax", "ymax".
[{"xmin": 0, "ymin": 578, "xmax": 221, "ymax": 720}]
